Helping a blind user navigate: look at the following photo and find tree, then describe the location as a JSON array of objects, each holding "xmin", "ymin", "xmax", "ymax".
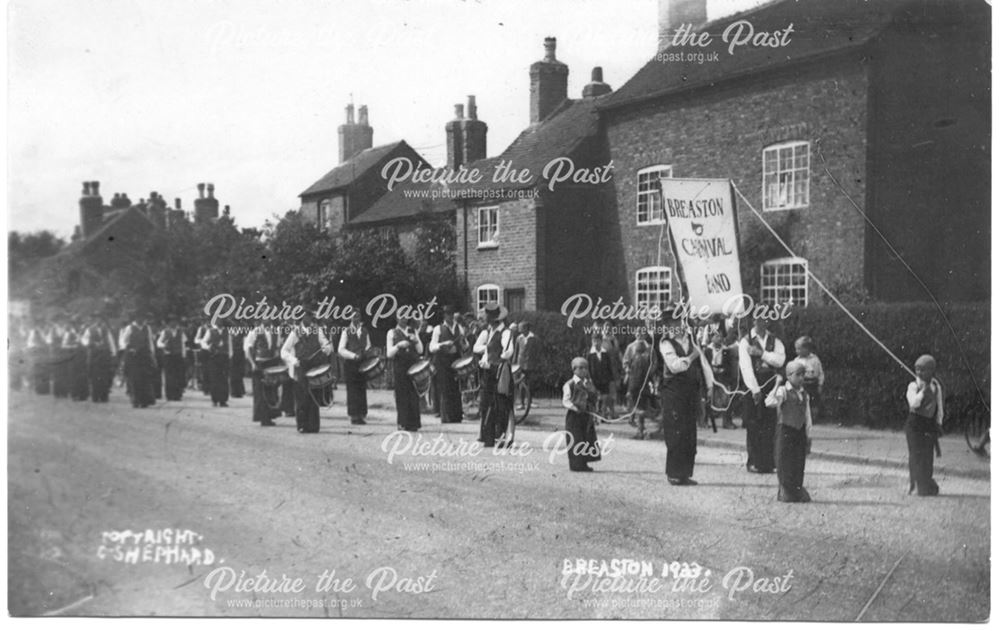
[{"xmin": 9, "ymin": 230, "xmax": 65, "ymax": 283}]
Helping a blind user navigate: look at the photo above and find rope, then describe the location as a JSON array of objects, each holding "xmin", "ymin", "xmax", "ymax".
[
  {"xmin": 815, "ymin": 146, "xmax": 989, "ymax": 413},
  {"xmin": 731, "ymin": 183, "xmax": 917, "ymax": 380},
  {"xmin": 855, "ymin": 554, "xmax": 905, "ymax": 621}
]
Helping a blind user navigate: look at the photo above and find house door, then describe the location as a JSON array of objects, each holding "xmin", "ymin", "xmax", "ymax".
[{"xmin": 504, "ymin": 288, "xmax": 525, "ymax": 314}]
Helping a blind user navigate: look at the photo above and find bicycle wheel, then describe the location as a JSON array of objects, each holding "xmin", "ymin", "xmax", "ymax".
[
  {"xmin": 514, "ymin": 380, "xmax": 532, "ymax": 425},
  {"xmin": 965, "ymin": 415, "xmax": 990, "ymax": 457}
]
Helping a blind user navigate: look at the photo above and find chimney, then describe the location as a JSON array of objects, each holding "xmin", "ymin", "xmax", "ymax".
[
  {"xmin": 194, "ymin": 182, "xmax": 219, "ymax": 222},
  {"xmin": 658, "ymin": 0, "xmax": 707, "ymax": 52},
  {"xmin": 446, "ymin": 103, "xmax": 465, "ymax": 169},
  {"xmin": 197, "ymin": 183, "xmax": 206, "ymax": 199},
  {"xmin": 207, "ymin": 183, "xmax": 215, "ymax": 199},
  {"xmin": 175, "ymin": 198, "xmax": 182, "ymax": 210},
  {"xmin": 338, "ymin": 102, "xmax": 374, "ymax": 163},
  {"xmin": 582, "ymin": 67, "xmax": 613, "ymax": 98},
  {"xmin": 461, "ymin": 95, "xmax": 488, "ymax": 165},
  {"xmin": 79, "ymin": 180, "xmax": 104, "ymax": 238},
  {"xmin": 529, "ymin": 37, "xmax": 568, "ymax": 124}
]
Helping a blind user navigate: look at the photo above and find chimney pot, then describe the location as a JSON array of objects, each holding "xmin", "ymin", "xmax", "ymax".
[
  {"xmin": 467, "ymin": 95, "xmax": 478, "ymax": 120},
  {"xmin": 82, "ymin": 182, "xmax": 91, "ymax": 196},
  {"xmin": 543, "ymin": 37, "xmax": 557, "ymax": 62},
  {"xmin": 453, "ymin": 103, "xmax": 465, "ymax": 120},
  {"xmin": 207, "ymin": 183, "xmax": 215, "ymax": 199},
  {"xmin": 175, "ymin": 198, "xmax": 182, "ymax": 210},
  {"xmin": 358, "ymin": 105, "xmax": 369, "ymax": 126},
  {"xmin": 591, "ymin": 67, "xmax": 604, "ymax": 82},
  {"xmin": 345, "ymin": 103, "xmax": 355, "ymax": 124},
  {"xmin": 197, "ymin": 183, "xmax": 205, "ymax": 199},
  {"xmin": 91, "ymin": 181, "xmax": 100, "ymax": 196}
]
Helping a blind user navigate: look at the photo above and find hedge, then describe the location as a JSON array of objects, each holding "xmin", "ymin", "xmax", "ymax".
[{"xmin": 510, "ymin": 303, "xmax": 990, "ymax": 432}]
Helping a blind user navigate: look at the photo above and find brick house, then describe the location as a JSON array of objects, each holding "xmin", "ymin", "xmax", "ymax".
[
  {"xmin": 455, "ymin": 38, "xmax": 620, "ymax": 313},
  {"xmin": 599, "ymin": 0, "xmax": 990, "ymax": 310}
]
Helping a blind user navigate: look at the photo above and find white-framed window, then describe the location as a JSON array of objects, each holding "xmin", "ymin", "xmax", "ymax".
[
  {"xmin": 476, "ymin": 284, "xmax": 501, "ymax": 312},
  {"xmin": 477, "ymin": 206, "xmax": 499, "ymax": 248},
  {"xmin": 762, "ymin": 141, "xmax": 809, "ymax": 211},
  {"xmin": 760, "ymin": 257, "xmax": 808, "ymax": 306},
  {"xmin": 318, "ymin": 198, "xmax": 331, "ymax": 229},
  {"xmin": 637, "ymin": 165, "xmax": 672, "ymax": 225},
  {"xmin": 635, "ymin": 266, "xmax": 672, "ymax": 311}
]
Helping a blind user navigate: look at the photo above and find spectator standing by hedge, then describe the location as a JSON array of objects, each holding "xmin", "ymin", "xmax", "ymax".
[
  {"xmin": 766, "ymin": 360, "xmax": 813, "ymax": 503},
  {"xmin": 587, "ymin": 332, "xmax": 613, "ymax": 419},
  {"xmin": 905, "ymin": 355, "xmax": 944, "ymax": 496},
  {"xmin": 795, "ymin": 336, "xmax": 824, "ymax": 419},
  {"xmin": 738, "ymin": 316, "xmax": 786, "ymax": 473}
]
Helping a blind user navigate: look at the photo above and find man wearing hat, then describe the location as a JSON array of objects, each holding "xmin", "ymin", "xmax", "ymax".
[
  {"xmin": 430, "ymin": 306, "xmax": 465, "ymax": 424},
  {"xmin": 473, "ymin": 302, "xmax": 515, "ymax": 447},
  {"xmin": 659, "ymin": 311, "xmax": 714, "ymax": 484},
  {"xmin": 119, "ymin": 311, "xmax": 157, "ymax": 408},
  {"xmin": 387, "ymin": 315, "xmax": 424, "ymax": 431},
  {"xmin": 738, "ymin": 315, "xmax": 787, "ymax": 473}
]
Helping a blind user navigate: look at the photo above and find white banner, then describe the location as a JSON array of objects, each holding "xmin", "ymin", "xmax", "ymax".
[{"xmin": 659, "ymin": 178, "xmax": 744, "ymax": 316}]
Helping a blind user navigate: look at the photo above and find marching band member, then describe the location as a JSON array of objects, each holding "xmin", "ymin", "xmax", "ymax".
[
  {"xmin": 81, "ymin": 314, "xmax": 117, "ymax": 402},
  {"xmin": 245, "ymin": 318, "xmax": 280, "ymax": 426},
  {"xmin": 51, "ymin": 317, "xmax": 71, "ymax": 399},
  {"xmin": 387, "ymin": 315, "xmax": 423, "ymax": 432},
  {"xmin": 150, "ymin": 318, "xmax": 164, "ymax": 401},
  {"xmin": 659, "ymin": 315, "xmax": 714, "ymax": 485},
  {"xmin": 194, "ymin": 320, "xmax": 211, "ymax": 394},
  {"xmin": 473, "ymin": 303, "xmax": 514, "ymax": 448},
  {"xmin": 338, "ymin": 310, "xmax": 372, "ymax": 425},
  {"xmin": 738, "ymin": 315, "xmax": 786, "ymax": 474},
  {"xmin": 63, "ymin": 318, "xmax": 90, "ymax": 401},
  {"xmin": 156, "ymin": 316, "xmax": 187, "ymax": 401},
  {"xmin": 199, "ymin": 319, "xmax": 232, "ymax": 407},
  {"xmin": 119, "ymin": 312, "xmax": 157, "ymax": 408},
  {"xmin": 430, "ymin": 306, "xmax": 465, "ymax": 424},
  {"xmin": 230, "ymin": 329, "xmax": 247, "ymax": 399},
  {"xmin": 275, "ymin": 324, "xmax": 297, "ymax": 418},
  {"xmin": 281, "ymin": 312, "xmax": 332, "ymax": 434}
]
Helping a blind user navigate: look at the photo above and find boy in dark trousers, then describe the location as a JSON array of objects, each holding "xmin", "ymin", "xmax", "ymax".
[{"xmin": 766, "ymin": 360, "xmax": 813, "ymax": 503}]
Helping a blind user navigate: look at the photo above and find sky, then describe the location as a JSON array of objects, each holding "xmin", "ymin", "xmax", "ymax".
[{"xmin": 8, "ymin": 0, "xmax": 768, "ymax": 237}]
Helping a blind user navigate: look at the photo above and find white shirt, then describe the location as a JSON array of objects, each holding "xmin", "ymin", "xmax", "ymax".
[
  {"xmin": 386, "ymin": 327, "xmax": 423, "ymax": 358},
  {"xmin": 738, "ymin": 330, "xmax": 786, "ymax": 394},
  {"xmin": 765, "ymin": 382, "xmax": 813, "ymax": 432},
  {"xmin": 659, "ymin": 333, "xmax": 715, "ymax": 387},
  {"xmin": 430, "ymin": 321, "xmax": 465, "ymax": 354},
  {"xmin": 156, "ymin": 327, "xmax": 187, "ymax": 354},
  {"xmin": 244, "ymin": 326, "xmax": 276, "ymax": 364},
  {"xmin": 280, "ymin": 326, "xmax": 332, "ymax": 378},
  {"xmin": 338, "ymin": 325, "xmax": 372, "ymax": 361},
  {"xmin": 81, "ymin": 325, "xmax": 118, "ymax": 354},
  {"xmin": 906, "ymin": 377, "xmax": 945, "ymax": 427},
  {"xmin": 118, "ymin": 322, "xmax": 156, "ymax": 356},
  {"xmin": 199, "ymin": 326, "xmax": 232, "ymax": 357},
  {"xmin": 473, "ymin": 325, "xmax": 513, "ymax": 368},
  {"xmin": 562, "ymin": 374, "xmax": 587, "ymax": 412}
]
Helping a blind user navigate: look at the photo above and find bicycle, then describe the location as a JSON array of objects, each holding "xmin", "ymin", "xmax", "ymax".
[{"xmin": 512, "ymin": 370, "xmax": 532, "ymax": 425}]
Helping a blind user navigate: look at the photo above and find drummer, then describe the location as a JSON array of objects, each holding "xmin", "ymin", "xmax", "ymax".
[
  {"xmin": 280, "ymin": 312, "xmax": 333, "ymax": 434},
  {"xmin": 245, "ymin": 317, "xmax": 281, "ymax": 426},
  {"xmin": 430, "ymin": 306, "xmax": 465, "ymax": 424},
  {"xmin": 386, "ymin": 315, "xmax": 423, "ymax": 431},
  {"xmin": 473, "ymin": 303, "xmax": 515, "ymax": 448},
  {"xmin": 338, "ymin": 309, "xmax": 372, "ymax": 425}
]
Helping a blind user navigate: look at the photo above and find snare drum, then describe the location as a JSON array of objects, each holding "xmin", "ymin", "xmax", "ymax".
[
  {"xmin": 511, "ymin": 363, "xmax": 525, "ymax": 384},
  {"xmin": 407, "ymin": 359, "xmax": 436, "ymax": 393},
  {"xmin": 306, "ymin": 364, "xmax": 336, "ymax": 390},
  {"xmin": 261, "ymin": 365, "xmax": 289, "ymax": 387},
  {"xmin": 359, "ymin": 356, "xmax": 385, "ymax": 383},
  {"xmin": 451, "ymin": 356, "xmax": 476, "ymax": 379}
]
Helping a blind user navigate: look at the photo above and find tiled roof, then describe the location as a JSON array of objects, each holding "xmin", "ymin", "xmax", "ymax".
[
  {"xmin": 600, "ymin": 0, "xmax": 949, "ymax": 111},
  {"xmin": 300, "ymin": 141, "xmax": 411, "ymax": 197},
  {"xmin": 464, "ymin": 96, "xmax": 608, "ymax": 193},
  {"xmin": 349, "ymin": 180, "xmax": 453, "ymax": 226}
]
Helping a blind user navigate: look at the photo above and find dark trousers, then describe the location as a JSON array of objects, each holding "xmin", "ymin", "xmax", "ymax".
[
  {"xmin": 565, "ymin": 409, "xmax": 601, "ymax": 470},
  {"xmin": 197, "ymin": 350, "xmax": 210, "ymax": 393},
  {"xmin": 152, "ymin": 351, "xmax": 163, "ymax": 399},
  {"xmin": 906, "ymin": 413, "xmax": 939, "ymax": 495},
  {"xmin": 393, "ymin": 364, "xmax": 421, "ymax": 431},
  {"xmin": 52, "ymin": 350, "xmax": 71, "ymax": 398},
  {"xmin": 776, "ymin": 423, "xmax": 808, "ymax": 498},
  {"xmin": 435, "ymin": 355, "xmax": 462, "ymax": 423},
  {"xmin": 69, "ymin": 349, "xmax": 90, "ymax": 401},
  {"xmin": 124, "ymin": 350, "xmax": 156, "ymax": 407},
  {"xmin": 280, "ymin": 382, "xmax": 296, "ymax": 416},
  {"xmin": 207, "ymin": 353, "xmax": 230, "ymax": 404},
  {"xmin": 162, "ymin": 353, "xmax": 186, "ymax": 401},
  {"xmin": 479, "ymin": 366, "xmax": 508, "ymax": 445},
  {"xmin": 343, "ymin": 359, "xmax": 368, "ymax": 420},
  {"xmin": 661, "ymin": 382, "xmax": 698, "ymax": 479},
  {"xmin": 294, "ymin": 376, "xmax": 320, "ymax": 432},
  {"xmin": 88, "ymin": 348, "xmax": 113, "ymax": 402},
  {"xmin": 743, "ymin": 388, "xmax": 777, "ymax": 472},
  {"xmin": 32, "ymin": 350, "xmax": 51, "ymax": 395},
  {"xmin": 230, "ymin": 356, "xmax": 246, "ymax": 398}
]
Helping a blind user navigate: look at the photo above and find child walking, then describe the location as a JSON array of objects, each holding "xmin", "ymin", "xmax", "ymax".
[
  {"xmin": 905, "ymin": 355, "xmax": 943, "ymax": 496},
  {"xmin": 766, "ymin": 360, "xmax": 813, "ymax": 503},
  {"xmin": 794, "ymin": 336, "xmax": 825, "ymax": 419}
]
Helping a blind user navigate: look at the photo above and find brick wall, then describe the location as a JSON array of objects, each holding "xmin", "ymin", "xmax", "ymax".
[
  {"xmin": 605, "ymin": 57, "xmax": 870, "ymax": 307},
  {"xmin": 456, "ymin": 197, "xmax": 539, "ymax": 311}
]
